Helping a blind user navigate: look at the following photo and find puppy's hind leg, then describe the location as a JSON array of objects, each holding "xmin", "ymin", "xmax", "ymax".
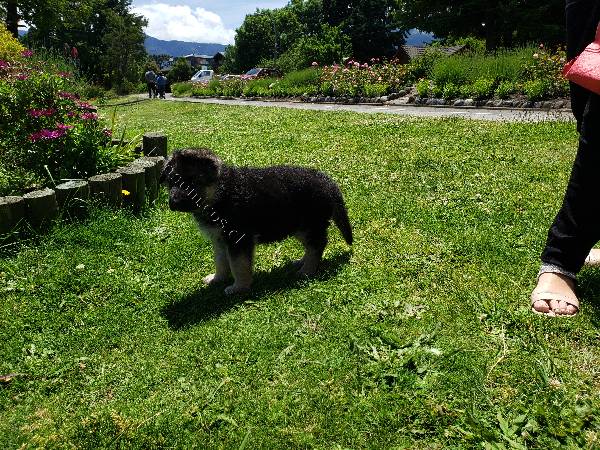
[
  {"xmin": 296, "ymin": 226, "xmax": 328, "ymax": 277},
  {"xmin": 224, "ymin": 243, "xmax": 254, "ymax": 295},
  {"xmin": 203, "ymin": 237, "xmax": 231, "ymax": 285}
]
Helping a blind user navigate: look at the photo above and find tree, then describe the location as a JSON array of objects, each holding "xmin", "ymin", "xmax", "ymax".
[
  {"xmin": 102, "ymin": 9, "xmax": 147, "ymax": 92},
  {"xmin": 169, "ymin": 58, "xmax": 192, "ymax": 82},
  {"xmin": 397, "ymin": 0, "xmax": 564, "ymax": 50}
]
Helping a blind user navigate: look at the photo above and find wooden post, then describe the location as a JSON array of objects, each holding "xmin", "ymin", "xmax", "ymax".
[
  {"xmin": 23, "ymin": 188, "xmax": 59, "ymax": 229},
  {"xmin": 117, "ymin": 166, "xmax": 145, "ymax": 213},
  {"xmin": 131, "ymin": 158, "xmax": 158, "ymax": 205},
  {"xmin": 142, "ymin": 132, "xmax": 167, "ymax": 157},
  {"xmin": 55, "ymin": 180, "xmax": 90, "ymax": 219},
  {"xmin": 88, "ymin": 173, "xmax": 122, "ymax": 208},
  {"xmin": 0, "ymin": 196, "xmax": 25, "ymax": 237}
]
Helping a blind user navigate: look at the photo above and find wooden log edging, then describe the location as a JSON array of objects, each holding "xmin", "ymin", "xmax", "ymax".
[{"xmin": 0, "ymin": 133, "xmax": 167, "ymax": 242}]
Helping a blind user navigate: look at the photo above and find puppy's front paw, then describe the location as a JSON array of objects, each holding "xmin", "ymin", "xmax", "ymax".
[
  {"xmin": 224, "ymin": 284, "xmax": 250, "ymax": 295},
  {"xmin": 203, "ymin": 273, "xmax": 227, "ymax": 285}
]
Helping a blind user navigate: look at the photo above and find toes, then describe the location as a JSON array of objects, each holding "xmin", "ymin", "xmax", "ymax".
[{"xmin": 532, "ymin": 299, "xmax": 550, "ymax": 313}]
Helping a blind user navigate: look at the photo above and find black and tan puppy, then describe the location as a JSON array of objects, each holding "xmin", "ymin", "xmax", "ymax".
[{"xmin": 160, "ymin": 148, "xmax": 353, "ymax": 295}]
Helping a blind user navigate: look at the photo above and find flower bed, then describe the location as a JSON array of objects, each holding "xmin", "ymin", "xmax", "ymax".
[{"xmin": 0, "ymin": 24, "xmax": 134, "ymax": 197}]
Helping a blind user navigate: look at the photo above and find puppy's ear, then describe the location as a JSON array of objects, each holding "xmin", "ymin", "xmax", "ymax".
[{"xmin": 179, "ymin": 149, "xmax": 223, "ymax": 182}]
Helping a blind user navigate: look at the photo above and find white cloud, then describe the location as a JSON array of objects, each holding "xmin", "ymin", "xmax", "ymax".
[{"xmin": 132, "ymin": 4, "xmax": 236, "ymax": 44}]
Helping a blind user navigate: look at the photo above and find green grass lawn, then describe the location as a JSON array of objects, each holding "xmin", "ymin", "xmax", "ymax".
[{"xmin": 2, "ymin": 101, "xmax": 600, "ymax": 449}]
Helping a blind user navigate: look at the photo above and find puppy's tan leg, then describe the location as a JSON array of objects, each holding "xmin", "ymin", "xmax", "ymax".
[
  {"xmin": 224, "ymin": 249, "xmax": 253, "ymax": 295},
  {"xmin": 203, "ymin": 238, "xmax": 231, "ymax": 285}
]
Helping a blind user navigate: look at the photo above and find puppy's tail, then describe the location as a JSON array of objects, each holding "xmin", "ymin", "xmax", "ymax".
[{"xmin": 333, "ymin": 197, "xmax": 353, "ymax": 246}]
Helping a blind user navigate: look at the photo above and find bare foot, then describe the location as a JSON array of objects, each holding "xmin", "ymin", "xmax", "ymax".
[{"xmin": 531, "ymin": 272, "xmax": 579, "ymax": 316}]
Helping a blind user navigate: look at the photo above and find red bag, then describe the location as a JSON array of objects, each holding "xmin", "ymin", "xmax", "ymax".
[{"xmin": 563, "ymin": 23, "xmax": 600, "ymax": 95}]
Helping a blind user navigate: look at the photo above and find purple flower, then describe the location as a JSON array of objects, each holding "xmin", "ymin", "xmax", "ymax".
[
  {"xmin": 21, "ymin": 49, "xmax": 33, "ymax": 57},
  {"xmin": 80, "ymin": 112, "xmax": 98, "ymax": 120},
  {"xmin": 16, "ymin": 73, "xmax": 28, "ymax": 80},
  {"xmin": 58, "ymin": 91, "xmax": 79, "ymax": 100},
  {"xmin": 76, "ymin": 101, "xmax": 95, "ymax": 111},
  {"xmin": 29, "ymin": 128, "xmax": 66, "ymax": 142},
  {"xmin": 0, "ymin": 60, "xmax": 8, "ymax": 70},
  {"xmin": 28, "ymin": 108, "xmax": 56, "ymax": 118},
  {"xmin": 56, "ymin": 123, "xmax": 74, "ymax": 131}
]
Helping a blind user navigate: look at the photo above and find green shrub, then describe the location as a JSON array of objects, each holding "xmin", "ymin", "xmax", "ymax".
[
  {"xmin": 442, "ymin": 82, "xmax": 460, "ymax": 100},
  {"xmin": 0, "ymin": 48, "xmax": 133, "ymax": 196},
  {"xmin": 169, "ymin": 58, "xmax": 192, "ymax": 83},
  {"xmin": 406, "ymin": 48, "xmax": 445, "ymax": 82},
  {"xmin": 471, "ymin": 78, "xmax": 495, "ymax": 99},
  {"xmin": 243, "ymin": 78, "xmax": 275, "ymax": 97},
  {"xmin": 523, "ymin": 79, "xmax": 550, "ymax": 101},
  {"xmin": 416, "ymin": 79, "xmax": 430, "ymax": 97},
  {"xmin": 364, "ymin": 83, "xmax": 389, "ymax": 97},
  {"xmin": 171, "ymin": 82, "xmax": 193, "ymax": 97},
  {"xmin": 495, "ymin": 81, "xmax": 515, "ymax": 99},
  {"xmin": 431, "ymin": 82, "xmax": 444, "ymax": 98},
  {"xmin": 459, "ymin": 84, "xmax": 472, "ymax": 98}
]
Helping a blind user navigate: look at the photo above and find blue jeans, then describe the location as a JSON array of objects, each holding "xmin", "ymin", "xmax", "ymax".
[{"xmin": 540, "ymin": 0, "xmax": 600, "ymax": 274}]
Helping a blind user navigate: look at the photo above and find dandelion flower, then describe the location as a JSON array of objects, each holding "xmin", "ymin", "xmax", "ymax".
[{"xmin": 122, "ymin": 189, "xmax": 131, "ymax": 196}]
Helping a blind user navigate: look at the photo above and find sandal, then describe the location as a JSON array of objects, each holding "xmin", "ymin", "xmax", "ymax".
[{"xmin": 531, "ymin": 272, "xmax": 579, "ymax": 317}]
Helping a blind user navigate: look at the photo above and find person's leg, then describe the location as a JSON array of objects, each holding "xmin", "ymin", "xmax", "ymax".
[
  {"xmin": 532, "ymin": 0, "xmax": 600, "ymax": 315},
  {"xmin": 147, "ymin": 82, "xmax": 152, "ymax": 98}
]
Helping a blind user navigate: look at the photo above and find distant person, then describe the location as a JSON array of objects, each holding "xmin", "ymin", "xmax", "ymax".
[
  {"xmin": 144, "ymin": 69, "xmax": 157, "ymax": 98},
  {"xmin": 531, "ymin": 0, "xmax": 600, "ymax": 316},
  {"xmin": 156, "ymin": 72, "xmax": 167, "ymax": 99}
]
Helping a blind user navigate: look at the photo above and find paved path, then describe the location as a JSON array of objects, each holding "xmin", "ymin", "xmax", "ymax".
[{"xmin": 159, "ymin": 94, "xmax": 573, "ymax": 122}]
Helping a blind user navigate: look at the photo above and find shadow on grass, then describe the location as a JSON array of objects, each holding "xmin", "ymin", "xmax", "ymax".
[
  {"xmin": 162, "ymin": 251, "xmax": 351, "ymax": 330},
  {"xmin": 577, "ymin": 269, "xmax": 600, "ymax": 325}
]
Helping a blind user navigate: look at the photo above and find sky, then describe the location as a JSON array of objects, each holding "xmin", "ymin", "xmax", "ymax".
[{"xmin": 131, "ymin": 0, "xmax": 289, "ymax": 44}]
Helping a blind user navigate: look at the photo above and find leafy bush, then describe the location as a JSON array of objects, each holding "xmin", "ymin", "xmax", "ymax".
[
  {"xmin": 442, "ymin": 82, "xmax": 460, "ymax": 100},
  {"xmin": 523, "ymin": 79, "xmax": 551, "ymax": 101},
  {"xmin": 243, "ymin": 78, "xmax": 276, "ymax": 97},
  {"xmin": 0, "ymin": 47, "xmax": 133, "ymax": 195},
  {"xmin": 416, "ymin": 79, "xmax": 430, "ymax": 97},
  {"xmin": 406, "ymin": 48, "xmax": 445, "ymax": 83},
  {"xmin": 0, "ymin": 23, "xmax": 25, "ymax": 61},
  {"xmin": 364, "ymin": 83, "xmax": 389, "ymax": 98},
  {"xmin": 495, "ymin": 81, "xmax": 515, "ymax": 99},
  {"xmin": 171, "ymin": 82, "xmax": 193, "ymax": 97},
  {"xmin": 522, "ymin": 45, "xmax": 569, "ymax": 97},
  {"xmin": 459, "ymin": 84, "xmax": 473, "ymax": 98},
  {"xmin": 471, "ymin": 78, "xmax": 496, "ymax": 99}
]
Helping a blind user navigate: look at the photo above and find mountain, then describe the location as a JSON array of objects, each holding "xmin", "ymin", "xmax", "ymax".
[
  {"xmin": 144, "ymin": 35, "xmax": 226, "ymax": 57},
  {"xmin": 405, "ymin": 29, "xmax": 435, "ymax": 46}
]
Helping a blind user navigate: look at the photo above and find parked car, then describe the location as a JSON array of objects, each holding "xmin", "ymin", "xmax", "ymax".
[
  {"xmin": 191, "ymin": 69, "xmax": 214, "ymax": 82},
  {"xmin": 240, "ymin": 67, "xmax": 282, "ymax": 80}
]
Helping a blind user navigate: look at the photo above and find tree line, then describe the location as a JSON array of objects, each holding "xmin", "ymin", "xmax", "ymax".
[
  {"xmin": 1, "ymin": 0, "xmax": 147, "ymax": 92},
  {"xmin": 223, "ymin": 0, "xmax": 565, "ymax": 74}
]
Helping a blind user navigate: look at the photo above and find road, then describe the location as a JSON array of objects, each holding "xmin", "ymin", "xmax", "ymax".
[{"xmin": 159, "ymin": 94, "xmax": 573, "ymax": 122}]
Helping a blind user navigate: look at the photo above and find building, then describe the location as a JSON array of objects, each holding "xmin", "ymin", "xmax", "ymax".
[{"xmin": 183, "ymin": 52, "xmax": 225, "ymax": 71}]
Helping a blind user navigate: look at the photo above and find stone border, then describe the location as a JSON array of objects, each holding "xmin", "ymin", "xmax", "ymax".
[
  {"xmin": 0, "ymin": 132, "xmax": 168, "ymax": 245},
  {"xmin": 187, "ymin": 88, "xmax": 570, "ymax": 111}
]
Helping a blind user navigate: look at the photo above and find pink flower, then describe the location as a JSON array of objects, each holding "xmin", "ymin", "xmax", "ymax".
[
  {"xmin": 21, "ymin": 49, "xmax": 33, "ymax": 57},
  {"xmin": 81, "ymin": 112, "xmax": 98, "ymax": 120},
  {"xmin": 16, "ymin": 73, "xmax": 28, "ymax": 80},
  {"xmin": 28, "ymin": 108, "xmax": 56, "ymax": 118},
  {"xmin": 0, "ymin": 60, "xmax": 8, "ymax": 70},
  {"xmin": 102, "ymin": 129, "xmax": 112, "ymax": 137},
  {"xmin": 56, "ymin": 123, "xmax": 74, "ymax": 131},
  {"xmin": 77, "ymin": 101, "xmax": 95, "ymax": 111},
  {"xmin": 58, "ymin": 91, "xmax": 79, "ymax": 100},
  {"xmin": 312, "ymin": 61, "xmax": 318, "ymax": 66},
  {"xmin": 29, "ymin": 128, "xmax": 66, "ymax": 142},
  {"xmin": 58, "ymin": 72, "xmax": 71, "ymax": 78}
]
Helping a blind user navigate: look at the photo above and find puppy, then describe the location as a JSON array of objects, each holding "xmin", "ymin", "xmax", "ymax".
[{"xmin": 160, "ymin": 148, "xmax": 353, "ymax": 295}]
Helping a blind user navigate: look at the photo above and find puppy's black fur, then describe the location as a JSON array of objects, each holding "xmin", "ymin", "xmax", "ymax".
[{"xmin": 161, "ymin": 148, "xmax": 352, "ymax": 294}]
